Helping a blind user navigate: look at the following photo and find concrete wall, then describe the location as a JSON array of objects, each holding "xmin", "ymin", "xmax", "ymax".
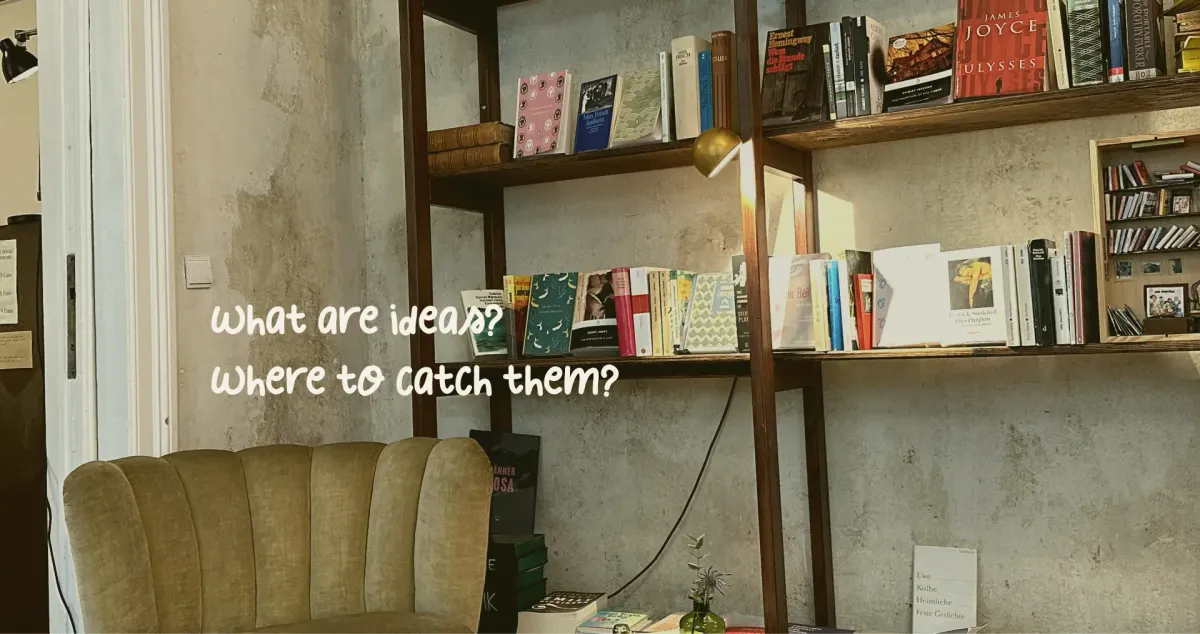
[
  {"xmin": 169, "ymin": 0, "xmax": 1200, "ymax": 631},
  {"xmin": 0, "ymin": 0, "xmax": 38, "ymax": 222}
]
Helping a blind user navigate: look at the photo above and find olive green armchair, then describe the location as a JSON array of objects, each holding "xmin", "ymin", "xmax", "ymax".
[{"xmin": 63, "ymin": 438, "xmax": 492, "ymax": 633}]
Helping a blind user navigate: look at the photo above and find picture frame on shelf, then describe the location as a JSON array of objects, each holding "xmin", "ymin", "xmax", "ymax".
[{"xmin": 1144, "ymin": 283, "xmax": 1190, "ymax": 319}]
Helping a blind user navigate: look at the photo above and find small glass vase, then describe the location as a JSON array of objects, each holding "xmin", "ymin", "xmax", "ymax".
[{"xmin": 679, "ymin": 599, "xmax": 726, "ymax": 634}]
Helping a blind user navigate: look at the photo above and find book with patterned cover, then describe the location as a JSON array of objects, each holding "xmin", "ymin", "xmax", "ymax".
[
  {"xmin": 514, "ymin": 71, "xmax": 574, "ymax": 158},
  {"xmin": 524, "ymin": 273, "xmax": 578, "ymax": 356},
  {"xmin": 682, "ymin": 273, "xmax": 738, "ymax": 354},
  {"xmin": 610, "ymin": 66, "xmax": 664, "ymax": 147}
]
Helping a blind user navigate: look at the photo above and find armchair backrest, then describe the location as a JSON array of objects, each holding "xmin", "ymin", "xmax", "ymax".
[{"xmin": 63, "ymin": 438, "xmax": 492, "ymax": 633}]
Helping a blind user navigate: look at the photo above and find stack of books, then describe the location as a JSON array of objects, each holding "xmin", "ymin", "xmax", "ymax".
[
  {"xmin": 1167, "ymin": 0, "xmax": 1200, "ymax": 72},
  {"xmin": 427, "ymin": 122, "xmax": 514, "ymax": 174}
]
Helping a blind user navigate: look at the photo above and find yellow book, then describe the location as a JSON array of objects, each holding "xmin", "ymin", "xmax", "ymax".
[{"xmin": 1182, "ymin": 36, "xmax": 1200, "ymax": 72}]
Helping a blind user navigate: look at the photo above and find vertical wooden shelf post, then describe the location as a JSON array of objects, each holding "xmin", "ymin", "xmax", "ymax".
[{"xmin": 400, "ymin": 0, "xmax": 438, "ymax": 437}]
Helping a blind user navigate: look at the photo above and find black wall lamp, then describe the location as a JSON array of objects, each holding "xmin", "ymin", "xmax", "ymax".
[{"xmin": 1, "ymin": 28, "xmax": 37, "ymax": 84}]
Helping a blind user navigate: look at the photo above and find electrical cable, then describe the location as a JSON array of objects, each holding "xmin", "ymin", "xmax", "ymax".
[
  {"xmin": 46, "ymin": 499, "xmax": 77, "ymax": 633},
  {"xmin": 608, "ymin": 378, "xmax": 738, "ymax": 599}
]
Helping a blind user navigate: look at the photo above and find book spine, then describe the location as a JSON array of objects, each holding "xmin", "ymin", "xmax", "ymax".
[
  {"xmin": 613, "ymin": 268, "xmax": 636, "ymax": 357},
  {"xmin": 810, "ymin": 262, "xmax": 831, "ymax": 352},
  {"xmin": 1063, "ymin": 233, "xmax": 1079, "ymax": 344},
  {"xmin": 659, "ymin": 52, "xmax": 674, "ymax": 143},
  {"xmin": 661, "ymin": 271, "xmax": 675, "ymax": 356},
  {"xmin": 1002, "ymin": 246, "xmax": 1022, "ymax": 347},
  {"xmin": 1124, "ymin": 0, "xmax": 1163, "ymax": 79},
  {"xmin": 855, "ymin": 274, "xmax": 873, "ymax": 350},
  {"xmin": 1029, "ymin": 239, "xmax": 1058, "ymax": 346},
  {"xmin": 429, "ymin": 122, "xmax": 514, "ymax": 153},
  {"xmin": 841, "ymin": 17, "xmax": 857, "ymax": 117},
  {"xmin": 669, "ymin": 272, "xmax": 682, "ymax": 354},
  {"xmin": 837, "ymin": 258, "xmax": 857, "ymax": 349},
  {"xmin": 504, "ymin": 276, "xmax": 518, "ymax": 359},
  {"xmin": 671, "ymin": 37, "xmax": 704, "ymax": 140},
  {"xmin": 1051, "ymin": 255, "xmax": 1072, "ymax": 344},
  {"xmin": 830, "ymin": 22, "xmax": 848, "ymax": 119},
  {"xmin": 823, "ymin": 44, "xmax": 838, "ymax": 120},
  {"xmin": 428, "ymin": 144, "xmax": 510, "ymax": 174},
  {"xmin": 854, "ymin": 17, "xmax": 870, "ymax": 116},
  {"xmin": 698, "ymin": 50, "xmax": 714, "ymax": 132},
  {"xmin": 1049, "ymin": 0, "xmax": 1073, "ymax": 88},
  {"xmin": 649, "ymin": 271, "xmax": 662, "ymax": 356},
  {"xmin": 863, "ymin": 17, "xmax": 887, "ymax": 114},
  {"xmin": 1016, "ymin": 245, "xmax": 1037, "ymax": 346},
  {"xmin": 1078, "ymin": 232, "xmax": 1102, "ymax": 343},
  {"xmin": 711, "ymin": 31, "xmax": 734, "ymax": 129},
  {"xmin": 630, "ymin": 268, "xmax": 652, "ymax": 356},
  {"xmin": 1107, "ymin": 0, "xmax": 1126, "ymax": 81},
  {"xmin": 1068, "ymin": 0, "xmax": 1107, "ymax": 86},
  {"xmin": 732, "ymin": 257, "xmax": 750, "ymax": 353},
  {"xmin": 827, "ymin": 261, "xmax": 844, "ymax": 351}
]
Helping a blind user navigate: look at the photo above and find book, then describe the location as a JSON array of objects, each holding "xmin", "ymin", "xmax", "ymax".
[
  {"xmin": 856, "ymin": 16, "xmax": 888, "ymax": 115},
  {"xmin": 577, "ymin": 610, "xmax": 652, "ymax": 634},
  {"xmin": 955, "ymin": 0, "xmax": 1050, "ymax": 98},
  {"xmin": 504, "ymin": 275, "xmax": 533, "ymax": 360},
  {"xmin": 659, "ymin": 52, "xmax": 675, "ymax": 142},
  {"xmin": 1068, "ymin": 0, "xmax": 1108, "ymax": 86},
  {"xmin": 610, "ymin": 65, "xmax": 666, "ymax": 147},
  {"xmin": 574, "ymin": 75, "xmax": 622, "ymax": 153},
  {"xmin": 1048, "ymin": 0, "xmax": 1073, "ymax": 88},
  {"xmin": 827, "ymin": 260, "xmax": 844, "ymax": 350},
  {"xmin": 941, "ymin": 247, "xmax": 1013, "ymax": 346},
  {"xmin": 1028, "ymin": 239, "xmax": 1058, "ymax": 346},
  {"xmin": 671, "ymin": 36, "xmax": 711, "ymax": 139},
  {"xmin": 1067, "ymin": 231, "xmax": 1102, "ymax": 343},
  {"xmin": 1051, "ymin": 253, "xmax": 1074, "ymax": 344},
  {"xmin": 762, "ymin": 27, "xmax": 828, "ymax": 125},
  {"xmin": 838, "ymin": 250, "xmax": 872, "ymax": 349},
  {"xmin": 1015, "ymin": 244, "xmax": 1037, "ymax": 346},
  {"xmin": 639, "ymin": 613, "xmax": 686, "ymax": 633},
  {"xmin": 663, "ymin": 271, "xmax": 678, "ymax": 356},
  {"xmin": 781, "ymin": 254, "xmax": 832, "ymax": 349},
  {"xmin": 810, "ymin": 260, "xmax": 832, "ymax": 352},
  {"xmin": 682, "ymin": 272, "xmax": 738, "ymax": 354},
  {"xmin": 612, "ymin": 268, "xmax": 636, "ymax": 356},
  {"xmin": 630, "ymin": 268, "xmax": 653, "ymax": 357},
  {"xmin": 1126, "ymin": 0, "xmax": 1166, "ymax": 79},
  {"xmin": 699, "ymin": 49, "xmax": 714, "ymax": 132},
  {"xmin": 1108, "ymin": 0, "xmax": 1127, "ymax": 81},
  {"xmin": 711, "ymin": 31, "xmax": 737, "ymax": 129},
  {"xmin": 841, "ymin": 16, "xmax": 858, "ymax": 116},
  {"xmin": 514, "ymin": 71, "xmax": 576, "ymax": 157},
  {"xmin": 429, "ymin": 122, "xmax": 515, "ymax": 153},
  {"xmin": 673, "ymin": 271, "xmax": 696, "ymax": 354},
  {"xmin": 524, "ymin": 273, "xmax": 578, "ymax": 356},
  {"xmin": 480, "ymin": 534, "xmax": 548, "ymax": 634},
  {"xmin": 571, "ymin": 270, "xmax": 619, "ymax": 356},
  {"xmin": 853, "ymin": 274, "xmax": 874, "ymax": 349},
  {"xmin": 649, "ymin": 270, "xmax": 664, "ymax": 356},
  {"xmin": 518, "ymin": 592, "xmax": 607, "ymax": 634},
  {"xmin": 461, "ymin": 290, "xmax": 508, "ymax": 358},
  {"xmin": 830, "ymin": 21, "xmax": 849, "ymax": 118},
  {"xmin": 469, "ymin": 431, "xmax": 541, "ymax": 534},
  {"xmin": 823, "ymin": 44, "xmax": 838, "ymax": 119},
  {"xmin": 732, "ymin": 255, "xmax": 751, "ymax": 352},
  {"xmin": 872, "ymin": 243, "xmax": 943, "ymax": 348},
  {"xmin": 1002, "ymin": 245, "xmax": 1023, "ymax": 346},
  {"xmin": 430, "ymin": 144, "xmax": 511, "ymax": 174},
  {"xmin": 884, "ymin": 23, "xmax": 956, "ymax": 112}
]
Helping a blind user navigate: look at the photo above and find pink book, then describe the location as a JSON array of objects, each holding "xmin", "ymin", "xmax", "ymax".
[
  {"xmin": 612, "ymin": 267, "xmax": 636, "ymax": 357},
  {"xmin": 514, "ymin": 70, "xmax": 574, "ymax": 158}
]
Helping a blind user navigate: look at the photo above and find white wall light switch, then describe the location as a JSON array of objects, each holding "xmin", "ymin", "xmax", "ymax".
[{"xmin": 184, "ymin": 255, "xmax": 213, "ymax": 289}]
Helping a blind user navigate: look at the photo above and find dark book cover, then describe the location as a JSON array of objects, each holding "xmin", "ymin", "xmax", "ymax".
[
  {"xmin": 954, "ymin": 0, "xmax": 1049, "ymax": 98},
  {"xmin": 761, "ymin": 27, "xmax": 828, "ymax": 124},
  {"xmin": 574, "ymin": 75, "xmax": 619, "ymax": 153},
  {"xmin": 1028, "ymin": 238, "xmax": 1058, "ymax": 345},
  {"xmin": 854, "ymin": 17, "xmax": 886, "ymax": 115},
  {"xmin": 469, "ymin": 431, "xmax": 540, "ymax": 534},
  {"xmin": 885, "ymin": 24, "xmax": 956, "ymax": 112},
  {"xmin": 840, "ymin": 250, "xmax": 873, "ymax": 350},
  {"xmin": 505, "ymin": 275, "xmax": 532, "ymax": 361},
  {"xmin": 731, "ymin": 255, "xmax": 750, "ymax": 353},
  {"xmin": 1107, "ymin": 0, "xmax": 1127, "ymax": 81},
  {"xmin": 524, "ymin": 273, "xmax": 578, "ymax": 356},
  {"xmin": 480, "ymin": 534, "xmax": 549, "ymax": 634},
  {"xmin": 841, "ymin": 16, "xmax": 858, "ymax": 116},
  {"xmin": 1125, "ymin": 0, "xmax": 1165, "ymax": 79},
  {"xmin": 1076, "ymin": 232, "xmax": 1102, "ymax": 342},
  {"xmin": 1067, "ymin": 0, "xmax": 1107, "ymax": 85},
  {"xmin": 711, "ymin": 31, "xmax": 735, "ymax": 129},
  {"xmin": 570, "ymin": 270, "xmax": 619, "ymax": 356}
]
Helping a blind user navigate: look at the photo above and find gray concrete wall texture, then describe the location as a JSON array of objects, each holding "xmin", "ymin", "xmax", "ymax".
[{"xmin": 169, "ymin": 0, "xmax": 1200, "ymax": 631}]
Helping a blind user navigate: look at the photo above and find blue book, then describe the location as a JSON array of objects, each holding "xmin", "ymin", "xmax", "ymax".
[
  {"xmin": 827, "ymin": 260, "xmax": 843, "ymax": 351},
  {"xmin": 698, "ymin": 50, "xmax": 714, "ymax": 132},
  {"xmin": 573, "ymin": 75, "xmax": 621, "ymax": 153},
  {"xmin": 1106, "ymin": 0, "xmax": 1125, "ymax": 82}
]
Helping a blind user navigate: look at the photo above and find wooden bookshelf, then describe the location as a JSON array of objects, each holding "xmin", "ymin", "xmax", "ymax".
[
  {"xmin": 1111, "ymin": 247, "xmax": 1200, "ymax": 256},
  {"xmin": 438, "ymin": 353, "xmax": 753, "ymax": 384},
  {"xmin": 781, "ymin": 338, "xmax": 1200, "ymax": 361},
  {"xmin": 1108, "ymin": 212, "xmax": 1200, "ymax": 224},
  {"xmin": 768, "ymin": 73, "xmax": 1200, "ymax": 151}
]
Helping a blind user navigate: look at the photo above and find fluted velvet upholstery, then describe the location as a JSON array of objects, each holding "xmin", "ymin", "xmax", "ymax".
[{"xmin": 63, "ymin": 438, "xmax": 492, "ymax": 633}]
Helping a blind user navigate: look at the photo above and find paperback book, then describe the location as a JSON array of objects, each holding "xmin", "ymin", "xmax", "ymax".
[
  {"xmin": 574, "ymin": 75, "xmax": 622, "ymax": 153},
  {"xmin": 610, "ymin": 66, "xmax": 665, "ymax": 147},
  {"xmin": 469, "ymin": 431, "xmax": 541, "ymax": 534},
  {"xmin": 570, "ymin": 270, "xmax": 619, "ymax": 356},
  {"xmin": 504, "ymin": 275, "xmax": 533, "ymax": 359},
  {"xmin": 682, "ymin": 272, "xmax": 738, "ymax": 354},
  {"xmin": 761, "ymin": 26, "xmax": 829, "ymax": 125},
  {"xmin": 885, "ymin": 23, "xmax": 956, "ymax": 111},
  {"xmin": 518, "ymin": 591, "xmax": 607, "ymax": 634},
  {"xmin": 872, "ymin": 243, "xmax": 944, "ymax": 348},
  {"xmin": 461, "ymin": 290, "xmax": 508, "ymax": 358},
  {"xmin": 954, "ymin": 0, "xmax": 1049, "ymax": 98},
  {"xmin": 524, "ymin": 273, "xmax": 578, "ymax": 357},
  {"xmin": 940, "ymin": 247, "xmax": 1015, "ymax": 346},
  {"xmin": 576, "ymin": 611, "xmax": 653, "ymax": 634},
  {"xmin": 514, "ymin": 71, "xmax": 576, "ymax": 158}
]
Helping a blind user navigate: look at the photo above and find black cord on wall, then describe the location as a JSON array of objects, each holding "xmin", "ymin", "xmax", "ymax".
[{"xmin": 609, "ymin": 378, "xmax": 738, "ymax": 599}]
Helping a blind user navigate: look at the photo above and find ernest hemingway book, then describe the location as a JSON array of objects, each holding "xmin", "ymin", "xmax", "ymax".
[
  {"xmin": 469, "ymin": 431, "xmax": 540, "ymax": 534},
  {"xmin": 524, "ymin": 273, "xmax": 578, "ymax": 356},
  {"xmin": 885, "ymin": 23, "xmax": 956, "ymax": 111},
  {"xmin": 574, "ymin": 74, "xmax": 622, "ymax": 153},
  {"xmin": 954, "ymin": 0, "xmax": 1049, "ymax": 99},
  {"xmin": 762, "ymin": 26, "xmax": 829, "ymax": 124},
  {"xmin": 570, "ymin": 269, "xmax": 620, "ymax": 356}
]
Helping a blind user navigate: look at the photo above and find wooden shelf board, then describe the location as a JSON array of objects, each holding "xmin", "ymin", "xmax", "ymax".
[
  {"xmin": 780, "ymin": 339, "xmax": 1200, "ymax": 361},
  {"xmin": 1108, "ymin": 212, "xmax": 1200, "ymax": 224},
  {"xmin": 435, "ymin": 354, "xmax": 751, "ymax": 392},
  {"xmin": 767, "ymin": 74, "xmax": 1200, "ymax": 151},
  {"xmin": 1106, "ymin": 183, "xmax": 1198, "ymax": 194},
  {"xmin": 1110, "ymin": 247, "xmax": 1200, "ymax": 256}
]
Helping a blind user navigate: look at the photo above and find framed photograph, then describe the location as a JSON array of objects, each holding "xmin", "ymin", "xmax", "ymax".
[
  {"xmin": 1144, "ymin": 284, "xmax": 1189, "ymax": 319},
  {"xmin": 1170, "ymin": 258, "xmax": 1184, "ymax": 275},
  {"xmin": 1143, "ymin": 261, "xmax": 1162, "ymax": 275},
  {"xmin": 1115, "ymin": 260, "xmax": 1133, "ymax": 281}
]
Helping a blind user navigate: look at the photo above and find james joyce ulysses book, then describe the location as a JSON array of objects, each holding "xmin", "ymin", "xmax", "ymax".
[
  {"xmin": 954, "ymin": 0, "xmax": 1049, "ymax": 99},
  {"xmin": 469, "ymin": 431, "xmax": 541, "ymax": 534}
]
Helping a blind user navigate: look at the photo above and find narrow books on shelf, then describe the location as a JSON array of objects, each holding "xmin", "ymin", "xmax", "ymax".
[{"xmin": 570, "ymin": 270, "xmax": 620, "ymax": 356}]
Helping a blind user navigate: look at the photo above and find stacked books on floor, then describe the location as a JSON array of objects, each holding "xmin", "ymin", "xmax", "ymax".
[
  {"xmin": 516, "ymin": 596, "xmax": 684, "ymax": 634},
  {"xmin": 427, "ymin": 122, "xmax": 515, "ymax": 174}
]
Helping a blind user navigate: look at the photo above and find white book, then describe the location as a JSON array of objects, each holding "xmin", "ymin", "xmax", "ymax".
[
  {"xmin": 829, "ymin": 21, "xmax": 847, "ymax": 119},
  {"xmin": 517, "ymin": 592, "xmax": 607, "ymax": 634},
  {"xmin": 659, "ymin": 51, "xmax": 674, "ymax": 143},
  {"xmin": 769, "ymin": 256, "xmax": 791, "ymax": 349},
  {"xmin": 629, "ymin": 267, "xmax": 653, "ymax": 357},
  {"xmin": 670, "ymin": 35, "xmax": 710, "ymax": 140},
  {"xmin": 809, "ymin": 260, "xmax": 832, "ymax": 352},
  {"xmin": 872, "ymin": 243, "xmax": 943, "ymax": 348},
  {"xmin": 1015, "ymin": 244, "xmax": 1037, "ymax": 346},
  {"xmin": 460, "ymin": 290, "xmax": 508, "ymax": 358},
  {"xmin": 1002, "ymin": 246, "xmax": 1022, "ymax": 346},
  {"xmin": 1048, "ymin": 0, "xmax": 1071, "ymax": 89},
  {"xmin": 1156, "ymin": 226, "xmax": 1181, "ymax": 250},
  {"xmin": 1051, "ymin": 255, "xmax": 1073, "ymax": 345},
  {"xmin": 836, "ymin": 257, "xmax": 857, "ymax": 350},
  {"xmin": 940, "ymin": 246, "xmax": 1011, "ymax": 347}
]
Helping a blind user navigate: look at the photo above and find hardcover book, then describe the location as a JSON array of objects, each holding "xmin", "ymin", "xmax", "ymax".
[
  {"xmin": 480, "ymin": 534, "xmax": 548, "ymax": 634},
  {"xmin": 570, "ymin": 270, "xmax": 619, "ymax": 356},
  {"xmin": 428, "ymin": 122, "xmax": 515, "ymax": 153},
  {"xmin": 460, "ymin": 290, "xmax": 508, "ymax": 358},
  {"xmin": 711, "ymin": 31, "xmax": 738, "ymax": 129},
  {"xmin": 780, "ymin": 254, "xmax": 832, "ymax": 350},
  {"xmin": 429, "ymin": 144, "xmax": 511, "ymax": 174},
  {"xmin": 574, "ymin": 75, "xmax": 621, "ymax": 153},
  {"xmin": 671, "ymin": 36, "xmax": 711, "ymax": 139},
  {"xmin": 514, "ymin": 71, "xmax": 575, "ymax": 158},
  {"xmin": 504, "ymin": 275, "xmax": 533, "ymax": 359},
  {"xmin": 762, "ymin": 26, "xmax": 829, "ymax": 125},
  {"xmin": 854, "ymin": 273, "xmax": 874, "ymax": 349},
  {"xmin": 682, "ymin": 273, "xmax": 738, "ymax": 354},
  {"xmin": 872, "ymin": 243, "xmax": 944, "ymax": 348},
  {"xmin": 523, "ymin": 273, "xmax": 578, "ymax": 356},
  {"xmin": 841, "ymin": 16, "xmax": 858, "ymax": 116},
  {"xmin": 855, "ymin": 16, "xmax": 888, "ymax": 115},
  {"xmin": 940, "ymin": 247, "xmax": 1013, "ymax": 346},
  {"xmin": 610, "ymin": 66, "xmax": 664, "ymax": 147},
  {"xmin": 1067, "ymin": 0, "xmax": 1107, "ymax": 85},
  {"xmin": 954, "ymin": 0, "xmax": 1049, "ymax": 99},
  {"xmin": 698, "ymin": 49, "xmax": 714, "ymax": 132},
  {"xmin": 630, "ymin": 267, "xmax": 654, "ymax": 357},
  {"xmin": 469, "ymin": 431, "xmax": 541, "ymax": 534},
  {"xmin": 885, "ymin": 24, "xmax": 956, "ymax": 112}
]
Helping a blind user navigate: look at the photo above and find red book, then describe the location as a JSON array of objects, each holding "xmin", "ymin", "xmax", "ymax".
[
  {"xmin": 954, "ymin": 0, "xmax": 1049, "ymax": 99},
  {"xmin": 1181, "ymin": 161, "xmax": 1200, "ymax": 176},
  {"xmin": 1134, "ymin": 160, "xmax": 1152, "ymax": 185},
  {"xmin": 853, "ymin": 274, "xmax": 874, "ymax": 350},
  {"xmin": 612, "ymin": 267, "xmax": 636, "ymax": 357}
]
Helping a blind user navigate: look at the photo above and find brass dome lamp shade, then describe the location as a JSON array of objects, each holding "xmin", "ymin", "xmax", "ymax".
[{"xmin": 692, "ymin": 127, "xmax": 742, "ymax": 178}]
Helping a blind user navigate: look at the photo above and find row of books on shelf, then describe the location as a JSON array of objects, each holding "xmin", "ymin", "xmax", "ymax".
[
  {"xmin": 459, "ymin": 233, "xmax": 1110, "ymax": 361},
  {"xmin": 1105, "ymin": 187, "xmax": 1194, "ymax": 220},
  {"xmin": 1104, "ymin": 158, "xmax": 1199, "ymax": 191},
  {"xmin": 1108, "ymin": 223, "xmax": 1200, "ymax": 252}
]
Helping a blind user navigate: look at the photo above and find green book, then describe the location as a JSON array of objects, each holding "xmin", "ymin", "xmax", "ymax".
[
  {"xmin": 490, "ymin": 533, "xmax": 546, "ymax": 560},
  {"xmin": 524, "ymin": 273, "xmax": 578, "ymax": 356},
  {"xmin": 517, "ymin": 578, "xmax": 547, "ymax": 611},
  {"xmin": 517, "ymin": 564, "xmax": 545, "ymax": 589},
  {"xmin": 681, "ymin": 272, "xmax": 738, "ymax": 353}
]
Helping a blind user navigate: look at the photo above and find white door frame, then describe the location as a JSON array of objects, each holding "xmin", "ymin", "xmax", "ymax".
[{"xmin": 41, "ymin": 0, "xmax": 174, "ymax": 629}]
